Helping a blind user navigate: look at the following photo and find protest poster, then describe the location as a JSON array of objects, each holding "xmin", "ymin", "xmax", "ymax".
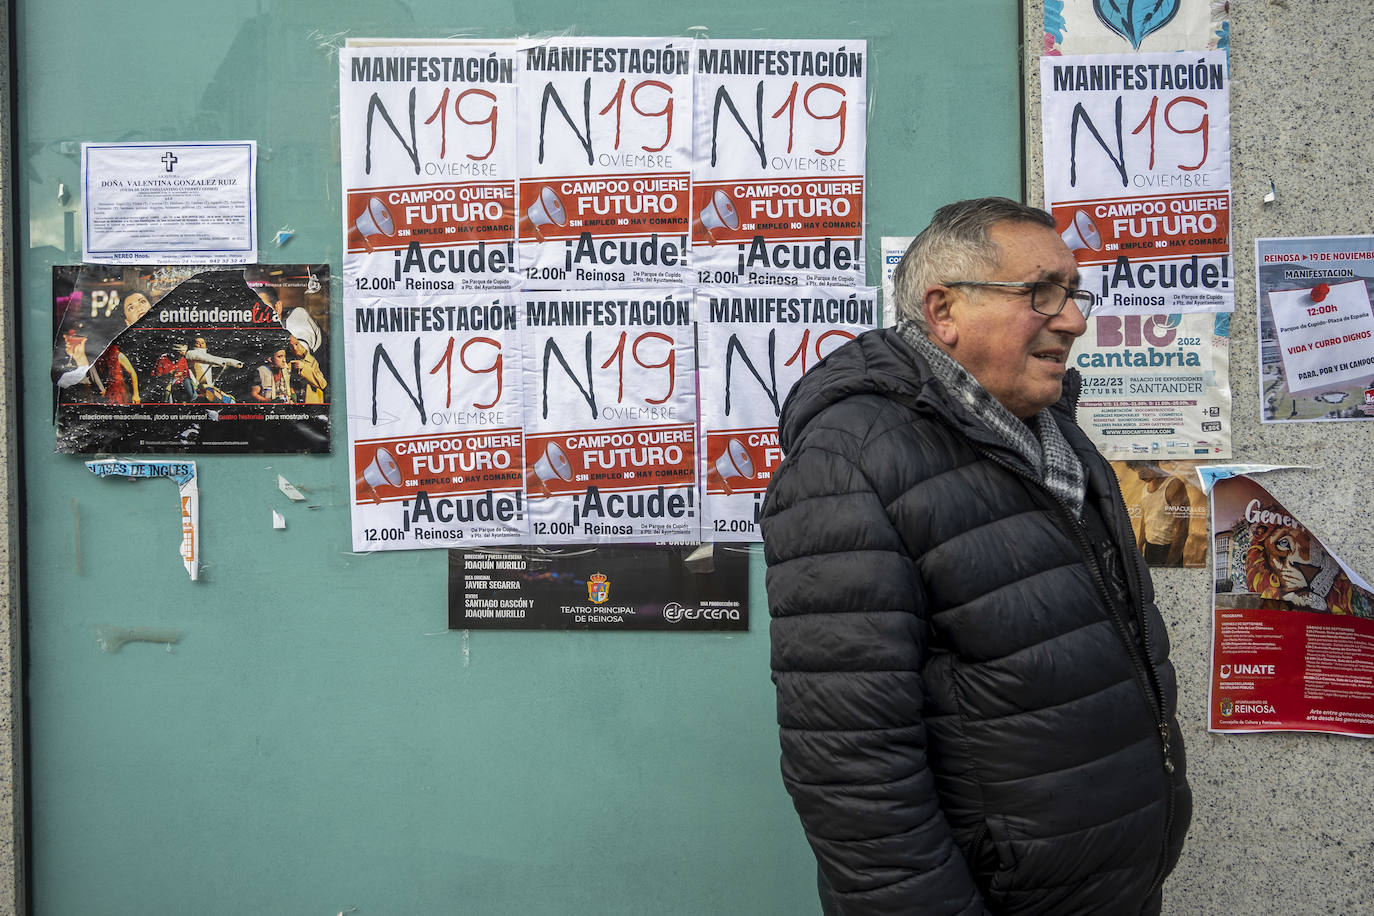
[
  {"xmin": 691, "ymin": 39, "xmax": 866, "ymax": 288},
  {"xmin": 344, "ymin": 292, "xmax": 526, "ymax": 550},
  {"xmin": 1110, "ymin": 459, "xmax": 1208, "ymax": 567},
  {"xmin": 696, "ymin": 286, "xmax": 876, "ymax": 541},
  {"xmin": 519, "ymin": 289, "xmax": 698, "ymax": 543},
  {"xmin": 1256, "ymin": 235, "xmax": 1374, "ymax": 422},
  {"xmin": 53, "ymin": 265, "xmax": 330, "ymax": 454},
  {"xmin": 1209, "ymin": 471, "xmax": 1374, "ymax": 737},
  {"xmin": 339, "ymin": 44, "xmax": 519, "ymax": 294},
  {"xmin": 1072, "ymin": 311, "xmax": 1230, "ymax": 459},
  {"xmin": 81, "ymin": 141, "xmax": 257, "ymax": 265},
  {"xmin": 1041, "ymin": 50, "xmax": 1232, "ymax": 314},
  {"xmin": 516, "ymin": 37, "xmax": 693, "ymax": 288},
  {"xmin": 449, "ymin": 543, "xmax": 749, "ymax": 631}
]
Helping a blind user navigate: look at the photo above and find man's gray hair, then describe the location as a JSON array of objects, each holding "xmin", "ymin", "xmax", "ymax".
[{"xmin": 892, "ymin": 197, "xmax": 1057, "ymax": 331}]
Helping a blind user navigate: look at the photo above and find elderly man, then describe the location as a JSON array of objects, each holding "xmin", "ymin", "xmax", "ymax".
[{"xmin": 762, "ymin": 198, "xmax": 1191, "ymax": 916}]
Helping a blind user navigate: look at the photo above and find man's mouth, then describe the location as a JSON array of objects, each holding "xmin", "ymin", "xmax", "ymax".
[{"xmin": 1032, "ymin": 348, "xmax": 1068, "ymax": 365}]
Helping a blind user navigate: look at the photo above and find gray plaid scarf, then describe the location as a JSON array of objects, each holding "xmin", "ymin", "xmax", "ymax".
[{"xmin": 897, "ymin": 321, "xmax": 1085, "ymax": 517}]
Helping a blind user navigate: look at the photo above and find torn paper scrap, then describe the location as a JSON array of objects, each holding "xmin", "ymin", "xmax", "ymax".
[
  {"xmin": 85, "ymin": 459, "xmax": 199, "ymax": 580},
  {"xmin": 95, "ymin": 625, "xmax": 180, "ymax": 653},
  {"xmin": 272, "ymin": 509, "xmax": 286, "ymax": 529},
  {"xmin": 278, "ymin": 474, "xmax": 306, "ymax": 501}
]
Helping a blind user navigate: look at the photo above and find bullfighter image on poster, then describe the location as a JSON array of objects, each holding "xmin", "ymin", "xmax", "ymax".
[
  {"xmin": 695, "ymin": 286, "xmax": 876, "ymax": 541},
  {"xmin": 344, "ymin": 291, "xmax": 527, "ymax": 550},
  {"xmin": 516, "ymin": 36, "xmax": 694, "ymax": 289},
  {"xmin": 1209, "ymin": 470, "xmax": 1374, "ymax": 737},
  {"xmin": 519, "ymin": 289, "xmax": 698, "ymax": 543},
  {"xmin": 52, "ymin": 265, "xmax": 330, "ymax": 453},
  {"xmin": 448, "ymin": 543, "xmax": 748, "ymax": 631},
  {"xmin": 338, "ymin": 44, "xmax": 518, "ymax": 294},
  {"xmin": 691, "ymin": 39, "xmax": 867, "ymax": 288}
]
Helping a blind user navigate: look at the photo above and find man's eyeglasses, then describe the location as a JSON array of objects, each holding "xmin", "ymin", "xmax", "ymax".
[{"xmin": 943, "ymin": 280, "xmax": 1098, "ymax": 319}]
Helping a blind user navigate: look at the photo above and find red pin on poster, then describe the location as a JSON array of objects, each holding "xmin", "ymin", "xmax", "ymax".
[{"xmin": 1311, "ymin": 282, "xmax": 1331, "ymax": 302}]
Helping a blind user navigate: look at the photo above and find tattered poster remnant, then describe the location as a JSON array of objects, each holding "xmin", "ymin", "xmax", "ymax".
[
  {"xmin": 85, "ymin": 459, "xmax": 199, "ymax": 581},
  {"xmin": 1044, "ymin": 0, "xmax": 1228, "ymax": 56}
]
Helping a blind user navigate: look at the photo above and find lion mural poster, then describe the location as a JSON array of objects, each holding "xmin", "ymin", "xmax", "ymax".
[{"xmin": 1210, "ymin": 472, "xmax": 1374, "ymax": 736}]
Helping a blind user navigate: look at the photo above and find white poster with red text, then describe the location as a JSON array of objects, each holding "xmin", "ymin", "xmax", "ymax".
[
  {"xmin": 516, "ymin": 37, "xmax": 693, "ymax": 288},
  {"xmin": 1041, "ymin": 51, "xmax": 1232, "ymax": 314},
  {"xmin": 519, "ymin": 289, "xmax": 698, "ymax": 541},
  {"xmin": 339, "ymin": 45, "xmax": 519, "ymax": 295},
  {"xmin": 696, "ymin": 286, "xmax": 877, "ymax": 541},
  {"xmin": 692, "ymin": 39, "xmax": 866, "ymax": 288},
  {"xmin": 346, "ymin": 292, "xmax": 526, "ymax": 550}
]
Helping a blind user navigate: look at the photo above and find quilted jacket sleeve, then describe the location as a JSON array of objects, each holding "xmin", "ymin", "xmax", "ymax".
[{"xmin": 763, "ymin": 409, "xmax": 987, "ymax": 916}]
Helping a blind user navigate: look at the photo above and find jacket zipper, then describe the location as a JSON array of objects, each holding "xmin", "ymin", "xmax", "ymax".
[{"xmin": 971, "ymin": 443, "xmax": 1177, "ymax": 902}]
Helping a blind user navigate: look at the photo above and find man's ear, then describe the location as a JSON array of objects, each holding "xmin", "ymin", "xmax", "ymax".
[{"xmin": 925, "ymin": 286, "xmax": 958, "ymax": 347}]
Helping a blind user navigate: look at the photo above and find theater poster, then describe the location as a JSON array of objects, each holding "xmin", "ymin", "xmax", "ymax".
[
  {"xmin": 692, "ymin": 39, "xmax": 866, "ymax": 288},
  {"xmin": 1256, "ymin": 235, "xmax": 1374, "ymax": 423},
  {"xmin": 516, "ymin": 37, "xmax": 693, "ymax": 288},
  {"xmin": 449, "ymin": 542, "xmax": 749, "ymax": 631},
  {"xmin": 53, "ymin": 265, "xmax": 330, "ymax": 454},
  {"xmin": 339, "ymin": 43, "xmax": 518, "ymax": 294},
  {"xmin": 1041, "ymin": 50, "xmax": 1232, "ymax": 315},
  {"xmin": 696, "ymin": 286, "xmax": 876, "ymax": 541},
  {"xmin": 1209, "ymin": 471, "xmax": 1374, "ymax": 737}
]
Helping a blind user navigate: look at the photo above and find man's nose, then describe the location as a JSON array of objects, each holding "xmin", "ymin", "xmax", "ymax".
[{"xmin": 1053, "ymin": 298, "xmax": 1089, "ymax": 337}]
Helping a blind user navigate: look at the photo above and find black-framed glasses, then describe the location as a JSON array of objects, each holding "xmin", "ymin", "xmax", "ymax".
[{"xmin": 944, "ymin": 280, "xmax": 1098, "ymax": 319}]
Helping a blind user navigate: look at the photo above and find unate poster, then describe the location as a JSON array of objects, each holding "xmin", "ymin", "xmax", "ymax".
[
  {"xmin": 696, "ymin": 286, "xmax": 876, "ymax": 541},
  {"xmin": 1210, "ymin": 472, "xmax": 1374, "ymax": 737},
  {"xmin": 691, "ymin": 39, "xmax": 866, "ymax": 288},
  {"xmin": 449, "ymin": 543, "xmax": 749, "ymax": 631},
  {"xmin": 344, "ymin": 291, "xmax": 527, "ymax": 551},
  {"xmin": 516, "ymin": 37, "xmax": 693, "ymax": 288},
  {"xmin": 338, "ymin": 44, "xmax": 519, "ymax": 294},
  {"xmin": 1072, "ymin": 311, "xmax": 1231, "ymax": 460},
  {"xmin": 519, "ymin": 289, "xmax": 698, "ymax": 543},
  {"xmin": 53, "ymin": 265, "xmax": 330, "ymax": 454},
  {"xmin": 1256, "ymin": 235, "xmax": 1374, "ymax": 422},
  {"xmin": 1041, "ymin": 50, "xmax": 1232, "ymax": 315}
]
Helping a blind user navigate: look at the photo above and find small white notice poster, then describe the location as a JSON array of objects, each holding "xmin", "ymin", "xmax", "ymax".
[{"xmin": 81, "ymin": 141, "xmax": 258, "ymax": 264}]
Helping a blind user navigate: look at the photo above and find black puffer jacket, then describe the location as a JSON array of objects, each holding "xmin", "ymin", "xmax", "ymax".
[{"xmin": 763, "ymin": 328, "xmax": 1191, "ymax": 916}]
